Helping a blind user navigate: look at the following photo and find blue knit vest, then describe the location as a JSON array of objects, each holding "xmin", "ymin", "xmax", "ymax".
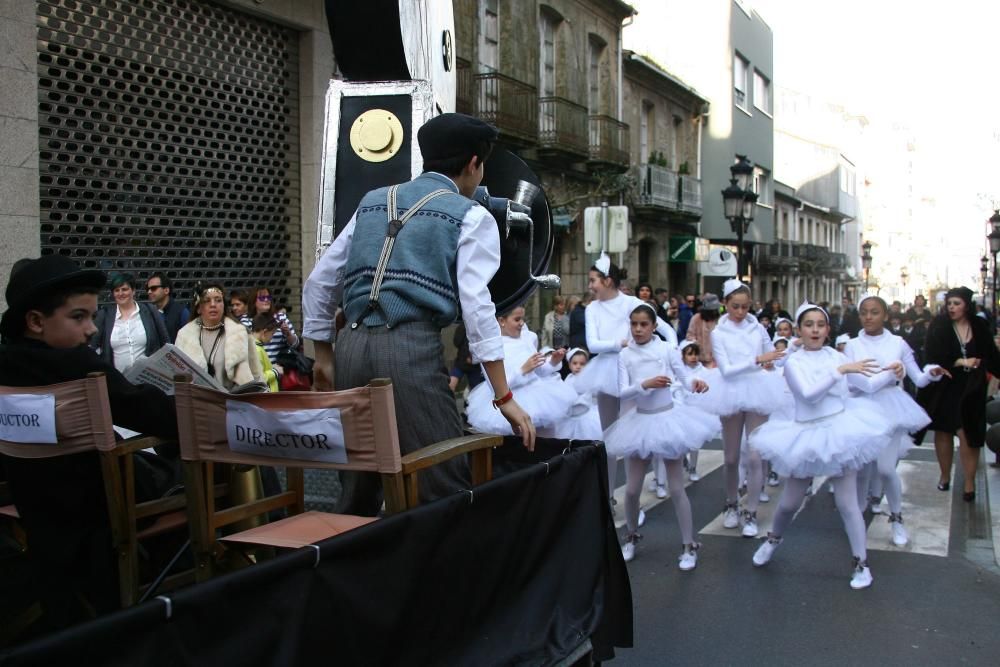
[{"xmin": 343, "ymin": 172, "xmax": 475, "ymax": 328}]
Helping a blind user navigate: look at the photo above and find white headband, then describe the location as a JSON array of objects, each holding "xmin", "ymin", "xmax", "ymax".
[
  {"xmin": 594, "ymin": 252, "xmax": 611, "ymax": 276},
  {"xmin": 722, "ymin": 278, "xmax": 747, "ymax": 298},
  {"xmin": 679, "ymin": 340, "xmax": 697, "ymax": 352},
  {"xmin": 566, "ymin": 347, "xmax": 589, "ymax": 361},
  {"xmin": 835, "ymin": 334, "xmax": 851, "ymax": 345},
  {"xmin": 772, "ymin": 336, "xmax": 791, "ymax": 345},
  {"xmin": 794, "ymin": 300, "xmax": 828, "ymax": 324},
  {"xmin": 774, "ymin": 317, "xmax": 793, "ymax": 328}
]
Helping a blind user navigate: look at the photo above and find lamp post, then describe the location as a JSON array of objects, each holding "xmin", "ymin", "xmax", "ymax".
[
  {"xmin": 989, "ymin": 228, "xmax": 1000, "ymax": 317},
  {"xmin": 982, "ymin": 255, "xmax": 990, "ymax": 304},
  {"xmin": 721, "ymin": 154, "xmax": 757, "ymax": 280},
  {"xmin": 900, "ymin": 267, "xmax": 909, "ymax": 304},
  {"xmin": 861, "ymin": 240, "xmax": 873, "ymax": 292}
]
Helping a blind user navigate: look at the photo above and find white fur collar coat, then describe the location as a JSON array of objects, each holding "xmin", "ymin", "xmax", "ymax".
[{"xmin": 175, "ymin": 317, "xmax": 263, "ymax": 389}]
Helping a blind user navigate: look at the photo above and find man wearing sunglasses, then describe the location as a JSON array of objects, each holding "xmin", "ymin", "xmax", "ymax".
[{"xmin": 145, "ymin": 272, "xmax": 188, "ymax": 343}]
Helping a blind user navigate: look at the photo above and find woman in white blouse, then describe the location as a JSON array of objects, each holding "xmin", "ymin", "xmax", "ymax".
[{"xmin": 92, "ymin": 273, "xmax": 169, "ymax": 373}]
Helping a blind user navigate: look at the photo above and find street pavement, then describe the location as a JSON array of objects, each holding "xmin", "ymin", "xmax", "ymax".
[{"xmin": 608, "ymin": 441, "xmax": 1000, "ymax": 666}]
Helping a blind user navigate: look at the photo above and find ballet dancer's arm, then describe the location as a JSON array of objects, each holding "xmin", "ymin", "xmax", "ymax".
[
  {"xmin": 585, "ymin": 305, "xmax": 625, "ymax": 354},
  {"xmin": 654, "ymin": 315, "xmax": 678, "ymax": 348}
]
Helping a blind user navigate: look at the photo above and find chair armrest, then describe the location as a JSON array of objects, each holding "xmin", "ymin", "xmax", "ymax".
[
  {"xmin": 400, "ymin": 434, "xmax": 502, "ymax": 475},
  {"xmin": 116, "ymin": 436, "xmax": 174, "ymax": 456}
]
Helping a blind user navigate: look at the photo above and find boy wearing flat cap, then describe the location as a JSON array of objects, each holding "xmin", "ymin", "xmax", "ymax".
[
  {"xmin": 303, "ymin": 112, "xmax": 534, "ymax": 515},
  {"xmin": 0, "ymin": 255, "xmax": 179, "ymax": 628}
]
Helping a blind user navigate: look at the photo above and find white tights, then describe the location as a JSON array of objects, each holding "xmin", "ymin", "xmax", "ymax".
[
  {"xmin": 721, "ymin": 411, "xmax": 767, "ymax": 511},
  {"xmin": 598, "ymin": 393, "xmax": 621, "ymax": 496},
  {"xmin": 858, "ymin": 435, "xmax": 904, "ymax": 515},
  {"xmin": 771, "ymin": 472, "xmax": 867, "ymax": 561},
  {"xmin": 624, "ymin": 456, "xmax": 693, "ymax": 544}
]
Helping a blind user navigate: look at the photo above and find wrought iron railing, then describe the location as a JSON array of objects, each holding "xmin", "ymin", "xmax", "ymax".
[
  {"xmin": 679, "ymin": 175, "xmax": 702, "ymax": 215},
  {"xmin": 636, "ymin": 164, "xmax": 679, "ymax": 211},
  {"xmin": 588, "ymin": 115, "xmax": 630, "ymax": 167},
  {"xmin": 474, "ymin": 71, "xmax": 538, "ymax": 145},
  {"xmin": 538, "ymin": 96, "xmax": 589, "ymax": 157}
]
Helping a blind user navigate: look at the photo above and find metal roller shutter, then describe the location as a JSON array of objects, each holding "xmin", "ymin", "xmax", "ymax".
[{"xmin": 36, "ymin": 0, "xmax": 302, "ymax": 309}]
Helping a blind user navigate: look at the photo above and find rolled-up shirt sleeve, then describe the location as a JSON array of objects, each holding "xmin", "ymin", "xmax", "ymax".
[
  {"xmin": 302, "ymin": 214, "xmax": 356, "ymax": 343},
  {"xmin": 458, "ymin": 205, "xmax": 503, "ymax": 363}
]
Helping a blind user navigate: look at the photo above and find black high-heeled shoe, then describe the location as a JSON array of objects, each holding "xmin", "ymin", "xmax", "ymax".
[
  {"xmin": 937, "ymin": 481, "xmax": 950, "ymax": 492},
  {"xmin": 963, "ymin": 490, "xmax": 976, "ymax": 502}
]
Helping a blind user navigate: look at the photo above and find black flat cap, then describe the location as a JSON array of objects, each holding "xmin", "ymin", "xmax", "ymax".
[
  {"xmin": 4, "ymin": 255, "xmax": 106, "ymax": 312},
  {"xmin": 417, "ymin": 113, "xmax": 498, "ymax": 161}
]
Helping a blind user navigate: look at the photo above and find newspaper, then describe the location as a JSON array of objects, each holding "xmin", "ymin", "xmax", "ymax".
[{"xmin": 124, "ymin": 344, "xmax": 224, "ymax": 396}]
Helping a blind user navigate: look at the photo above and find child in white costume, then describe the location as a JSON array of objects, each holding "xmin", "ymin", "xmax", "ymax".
[
  {"xmin": 749, "ymin": 302, "xmax": 892, "ymax": 590},
  {"xmin": 708, "ymin": 279, "xmax": 786, "ymax": 538},
  {"xmin": 603, "ymin": 304, "xmax": 719, "ymax": 568},
  {"xmin": 575, "ymin": 253, "xmax": 677, "ymax": 498},
  {"xmin": 555, "ymin": 348, "xmax": 603, "ymax": 441},
  {"xmin": 467, "ymin": 306, "xmax": 575, "ymax": 435},
  {"xmin": 674, "ymin": 340, "xmax": 723, "ymax": 482},
  {"xmin": 844, "ymin": 294, "xmax": 948, "ymax": 546}
]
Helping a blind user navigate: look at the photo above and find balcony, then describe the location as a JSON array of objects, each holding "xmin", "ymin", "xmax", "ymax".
[
  {"xmin": 474, "ymin": 71, "xmax": 538, "ymax": 147},
  {"xmin": 757, "ymin": 242, "xmax": 800, "ymax": 273},
  {"xmin": 456, "ymin": 58, "xmax": 473, "ymax": 115},
  {"xmin": 679, "ymin": 176, "xmax": 702, "ymax": 216},
  {"xmin": 635, "ymin": 163, "xmax": 679, "ymax": 212},
  {"xmin": 537, "ymin": 97, "xmax": 589, "ymax": 160},
  {"xmin": 588, "ymin": 115, "xmax": 630, "ymax": 170}
]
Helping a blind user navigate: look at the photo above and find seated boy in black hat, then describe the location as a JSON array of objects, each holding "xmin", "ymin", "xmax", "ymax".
[{"xmin": 0, "ymin": 255, "xmax": 179, "ymax": 629}]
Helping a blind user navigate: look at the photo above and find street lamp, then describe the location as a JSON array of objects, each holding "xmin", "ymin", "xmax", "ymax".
[
  {"xmin": 861, "ymin": 240, "xmax": 873, "ymax": 291},
  {"xmin": 981, "ymin": 255, "xmax": 990, "ymax": 303},
  {"xmin": 989, "ymin": 226, "xmax": 1000, "ymax": 315},
  {"xmin": 721, "ymin": 155, "xmax": 757, "ymax": 280},
  {"xmin": 900, "ymin": 267, "xmax": 909, "ymax": 303}
]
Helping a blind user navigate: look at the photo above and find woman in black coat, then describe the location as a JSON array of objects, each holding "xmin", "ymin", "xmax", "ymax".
[
  {"xmin": 918, "ymin": 286, "xmax": 1000, "ymax": 501},
  {"xmin": 91, "ymin": 273, "xmax": 169, "ymax": 373}
]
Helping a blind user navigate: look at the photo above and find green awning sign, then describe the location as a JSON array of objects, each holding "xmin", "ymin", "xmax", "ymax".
[{"xmin": 669, "ymin": 236, "xmax": 695, "ymax": 262}]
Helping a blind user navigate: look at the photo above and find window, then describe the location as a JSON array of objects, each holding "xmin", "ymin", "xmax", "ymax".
[
  {"xmin": 753, "ymin": 166, "xmax": 772, "ymax": 206},
  {"xmin": 753, "ymin": 69, "xmax": 771, "ymax": 115},
  {"xmin": 587, "ymin": 36, "xmax": 605, "ymax": 115},
  {"xmin": 640, "ymin": 101, "xmax": 654, "ymax": 163},
  {"xmin": 539, "ymin": 10, "xmax": 557, "ymax": 97},
  {"xmin": 480, "ymin": 0, "xmax": 499, "ymax": 72},
  {"xmin": 734, "ymin": 52, "xmax": 749, "ymax": 110}
]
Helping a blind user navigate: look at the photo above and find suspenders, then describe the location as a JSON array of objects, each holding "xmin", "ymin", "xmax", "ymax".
[{"xmin": 351, "ymin": 184, "xmax": 451, "ymax": 329}]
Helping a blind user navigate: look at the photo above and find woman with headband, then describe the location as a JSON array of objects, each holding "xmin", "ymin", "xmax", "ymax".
[
  {"xmin": 844, "ymin": 293, "xmax": 948, "ymax": 546},
  {"xmin": 576, "ymin": 253, "xmax": 678, "ymax": 505},
  {"xmin": 749, "ymin": 301, "xmax": 890, "ymax": 589},
  {"xmin": 707, "ymin": 278, "xmax": 786, "ymax": 538},
  {"xmin": 917, "ymin": 286, "xmax": 1000, "ymax": 501},
  {"xmin": 175, "ymin": 282, "xmax": 264, "ymax": 391}
]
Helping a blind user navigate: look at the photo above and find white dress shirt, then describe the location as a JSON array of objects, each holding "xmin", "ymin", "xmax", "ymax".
[
  {"xmin": 109, "ymin": 304, "xmax": 147, "ymax": 373},
  {"xmin": 302, "ymin": 173, "xmax": 504, "ymax": 363}
]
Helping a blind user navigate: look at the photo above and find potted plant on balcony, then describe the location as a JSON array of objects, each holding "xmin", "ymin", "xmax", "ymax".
[{"xmin": 678, "ymin": 161, "xmax": 690, "ymax": 175}]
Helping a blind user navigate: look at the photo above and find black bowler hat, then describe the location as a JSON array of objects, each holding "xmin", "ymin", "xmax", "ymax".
[
  {"xmin": 4, "ymin": 255, "xmax": 106, "ymax": 314},
  {"xmin": 417, "ymin": 112, "xmax": 499, "ymax": 161}
]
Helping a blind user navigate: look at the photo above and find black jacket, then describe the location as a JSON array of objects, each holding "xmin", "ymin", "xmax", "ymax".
[
  {"xmin": 92, "ymin": 301, "xmax": 170, "ymax": 366},
  {"xmin": 568, "ymin": 303, "xmax": 587, "ymax": 351},
  {"xmin": 159, "ymin": 297, "xmax": 190, "ymax": 343}
]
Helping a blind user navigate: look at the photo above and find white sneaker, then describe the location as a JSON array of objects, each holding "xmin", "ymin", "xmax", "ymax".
[
  {"xmin": 850, "ymin": 558, "xmax": 873, "ymax": 590},
  {"xmin": 621, "ymin": 533, "xmax": 641, "ymax": 562},
  {"xmin": 741, "ymin": 510, "xmax": 759, "ymax": 538},
  {"xmin": 678, "ymin": 544, "xmax": 699, "ymax": 571},
  {"xmin": 767, "ymin": 471, "xmax": 780, "ymax": 487},
  {"xmin": 889, "ymin": 514, "xmax": 908, "ymax": 546},
  {"xmin": 638, "ymin": 509, "xmax": 646, "ymax": 527},
  {"xmin": 647, "ymin": 477, "xmax": 658, "ymax": 492},
  {"xmin": 656, "ymin": 484, "xmax": 668, "ymax": 499},
  {"xmin": 688, "ymin": 471, "xmax": 701, "ymax": 482},
  {"xmin": 870, "ymin": 497, "xmax": 885, "ymax": 515},
  {"xmin": 723, "ymin": 504, "xmax": 740, "ymax": 529},
  {"xmin": 753, "ymin": 534, "xmax": 782, "ymax": 566},
  {"xmin": 759, "ymin": 490, "xmax": 770, "ymax": 503}
]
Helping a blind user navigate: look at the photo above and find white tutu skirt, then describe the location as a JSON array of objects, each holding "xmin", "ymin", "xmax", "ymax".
[
  {"xmin": 573, "ymin": 353, "xmax": 620, "ymax": 397},
  {"xmin": 466, "ymin": 376, "xmax": 576, "ymax": 435},
  {"xmin": 679, "ymin": 367, "xmax": 727, "ymax": 417},
  {"xmin": 603, "ymin": 403, "xmax": 721, "ymax": 460},
  {"xmin": 749, "ymin": 404, "xmax": 892, "ymax": 479},
  {"xmin": 555, "ymin": 405, "xmax": 603, "ymax": 441},
  {"xmin": 850, "ymin": 388, "xmax": 930, "ymax": 434},
  {"xmin": 703, "ymin": 368, "xmax": 786, "ymax": 417}
]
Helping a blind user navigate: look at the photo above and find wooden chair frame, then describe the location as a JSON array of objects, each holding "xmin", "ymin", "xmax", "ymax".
[
  {"xmin": 175, "ymin": 378, "xmax": 500, "ymax": 581},
  {"xmin": 0, "ymin": 373, "xmax": 192, "ymax": 608}
]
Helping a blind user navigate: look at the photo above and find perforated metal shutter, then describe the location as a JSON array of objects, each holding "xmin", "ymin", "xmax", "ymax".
[{"xmin": 36, "ymin": 0, "xmax": 302, "ymax": 309}]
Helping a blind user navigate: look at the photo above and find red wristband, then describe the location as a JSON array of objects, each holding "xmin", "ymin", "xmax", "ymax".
[{"xmin": 492, "ymin": 390, "xmax": 514, "ymax": 409}]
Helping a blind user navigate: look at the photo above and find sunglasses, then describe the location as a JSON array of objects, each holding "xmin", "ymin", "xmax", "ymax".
[
  {"xmin": 146, "ymin": 284, "xmax": 162, "ymax": 291},
  {"xmin": 257, "ymin": 295, "xmax": 272, "ymax": 302}
]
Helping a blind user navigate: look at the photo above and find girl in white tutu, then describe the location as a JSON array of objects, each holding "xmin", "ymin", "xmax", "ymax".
[
  {"xmin": 604, "ymin": 305, "xmax": 718, "ymax": 568},
  {"xmin": 576, "ymin": 253, "xmax": 677, "ymax": 497},
  {"xmin": 709, "ymin": 279, "xmax": 786, "ymax": 537},
  {"xmin": 466, "ymin": 306, "xmax": 574, "ymax": 436},
  {"xmin": 555, "ymin": 348, "xmax": 603, "ymax": 441},
  {"xmin": 749, "ymin": 302, "xmax": 893, "ymax": 590},
  {"xmin": 674, "ymin": 340, "xmax": 723, "ymax": 482},
  {"xmin": 844, "ymin": 294, "xmax": 948, "ymax": 546}
]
